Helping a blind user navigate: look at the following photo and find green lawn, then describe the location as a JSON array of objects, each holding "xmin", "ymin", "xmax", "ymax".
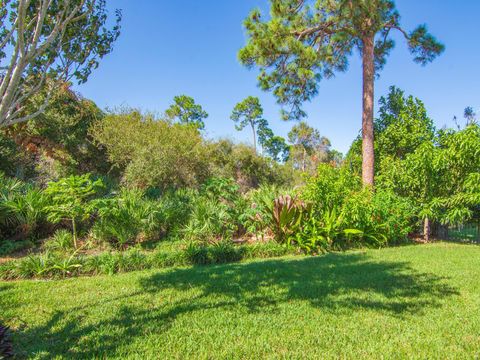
[{"xmin": 2, "ymin": 243, "xmax": 480, "ymax": 359}]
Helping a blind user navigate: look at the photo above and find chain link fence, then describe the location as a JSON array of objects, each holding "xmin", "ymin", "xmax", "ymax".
[{"xmin": 434, "ymin": 222, "xmax": 480, "ymax": 243}]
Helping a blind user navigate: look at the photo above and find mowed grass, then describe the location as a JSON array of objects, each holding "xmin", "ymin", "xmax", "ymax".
[{"xmin": 2, "ymin": 243, "xmax": 480, "ymax": 359}]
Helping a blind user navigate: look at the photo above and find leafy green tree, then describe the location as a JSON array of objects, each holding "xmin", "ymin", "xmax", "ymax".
[
  {"xmin": 346, "ymin": 86, "xmax": 436, "ymax": 176},
  {"xmin": 259, "ymin": 132, "xmax": 290, "ymax": 162},
  {"xmin": 0, "ymin": 0, "xmax": 121, "ymax": 127},
  {"xmin": 92, "ymin": 111, "xmax": 210, "ymax": 189},
  {"xmin": 165, "ymin": 95, "xmax": 208, "ymax": 130},
  {"xmin": 239, "ymin": 0, "xmax": 444, "ymax": 186},
  {"xmin": 375, "ymin": 86, "xmax": 436, "ymax": 162},
  {"xmin": 370, "ymin": 90, "xmax": 480, "ymax": 240},
  {"xmin": 230, "ymin": 96, "xmax": 266, "ymax": 152},
  {"xmin": 3, "ymin": 82, "xmax": 109, "ymax": 181},
  {"xmin": 288, "ymin": 121, "xmax": 330, "ymax": 172},
  {"xmin": 45, "ymin": 174, "xmax": 104, "ymax": 248}
]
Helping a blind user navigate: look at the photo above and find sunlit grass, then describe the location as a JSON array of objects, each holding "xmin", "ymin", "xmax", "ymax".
[{"xmin": 2, "ymin": 242, "xmax": 480, "ymax": 359}]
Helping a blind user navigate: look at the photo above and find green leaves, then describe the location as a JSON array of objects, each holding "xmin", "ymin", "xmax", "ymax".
[
  {"xmin": 239, "ymin": 0, "xmax": 443, "ymax": 121},
  {"xmin": 408, "ymin": 25, "xmax": 445, "ymax": 65},
  {"xmin": 44, "ymin": 174, "xmax": 104, "ymax": 246},
  {"xmin": 267, "ymin": 194, "xmax": 309, "ymax": 244},
  {"xmin": 165, "ymin": 95, "xmax": 208, "ymax": 130}
]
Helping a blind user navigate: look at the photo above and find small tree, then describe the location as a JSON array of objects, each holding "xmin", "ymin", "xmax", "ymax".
[
  {"xmin": 239, "ymin": 0, "xmax": 444, "ymax": 186},
  {"xmin": 45, "ymin": 174, "xmax": 104, "ymax": 248},
  {"xmin": 165, "ymin": 95, "xmax": 208, "ymax": 130},
  {"xmin": 230, "ymin": 96, "xmax": 266, "ymax": 152},
  {"xmin": 257, "ymin": 122, "xmax": 290, "ymax": 162},
  {"xmin": 0, "ymin": 0, "xmax": 121, "ymax": 127},
  {"xmin": 288, "ymin": 121, "xmax": 330, "ymax": 172}
]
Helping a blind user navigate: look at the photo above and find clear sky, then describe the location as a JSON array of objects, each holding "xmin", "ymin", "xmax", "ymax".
[{"xmin": 75, "ymin": 0, "xmax": 480, "ymax": 154}]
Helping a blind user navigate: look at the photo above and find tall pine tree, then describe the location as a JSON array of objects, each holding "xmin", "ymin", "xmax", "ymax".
[{"xmin": 239, "ymin": 0, "xmax": 444, "ymax": 186}]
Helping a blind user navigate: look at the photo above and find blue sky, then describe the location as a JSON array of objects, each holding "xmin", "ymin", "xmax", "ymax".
[{"xmin": 75, "ymin": 0, "xmax": 480, "ymax": 154}]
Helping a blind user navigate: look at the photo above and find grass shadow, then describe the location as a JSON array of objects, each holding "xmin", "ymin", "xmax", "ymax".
[{"xmin": 11, "ymin": 252, "xmax": 459, "ymax": 358}]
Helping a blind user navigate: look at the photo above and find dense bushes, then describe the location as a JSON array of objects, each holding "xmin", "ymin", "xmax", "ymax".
[
  {"xmin": 0, "ymin": 68, "xmax": 478, "ymax": 286},
  {"xmin": 1, "ymin": 167, "xmax": 418, "ymax": 269},
  {"xmin": 290, "ymin": 164, "xmax": 417, "ymax": 253}
]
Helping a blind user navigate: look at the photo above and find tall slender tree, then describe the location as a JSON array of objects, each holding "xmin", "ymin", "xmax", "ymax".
[
  {"xmin": 239, "ymin": 0, "xmax": 444, "ymax": 186},
  {"xmin": 231, "ymin": 96, "xmax": 265, "ymax": 152}
]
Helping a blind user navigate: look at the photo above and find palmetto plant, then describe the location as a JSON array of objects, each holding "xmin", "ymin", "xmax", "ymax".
[
  {"xmin": 92, "ymin": 189, "xmax": 164, "ymax": 248},
  {"xmin": 184, "ymin": 197, "xmax": 235, "ymax": 243},
  {"xmin": 44, "ymin": 229, "xmax": 75, "ymax": 252},
  {"xmin": 0, "ymin": 176, "xmax": 49, "ymax": 239}
]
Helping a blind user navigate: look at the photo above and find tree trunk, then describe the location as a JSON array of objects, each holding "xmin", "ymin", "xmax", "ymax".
[
  {"xmin": 251, "ymin": 123, "xmax": 257, "ymax": 154},
  {"xmin": 361, "ymin": 36, "xmax": 375, "ymax": 187},
  {"xmin": 423, "ymin": 217, "xmax": 430, "ymax": 242},
  {"xmin": 72, "ymin": 218, "xmax": 78, "ymax": 249},
  {"xmin": 302, "ymin": 147, "xmax": 306, "ymax": 172}
]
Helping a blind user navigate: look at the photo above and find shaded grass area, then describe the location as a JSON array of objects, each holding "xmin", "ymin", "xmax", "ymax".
[{"xmin": 2, "ymin": 243, "xmax": 480, "ymax": 359}]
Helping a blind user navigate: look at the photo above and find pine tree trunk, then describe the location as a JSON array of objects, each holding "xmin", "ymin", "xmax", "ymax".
[
  {"xmin": 361, "ymin": 36, "xmax": 375, "ymax": 187},
  {"xmin": 251, "ymin": 123, "xmax": 257, "ymax": 154},
  {"xmin": 424, "ymin": 217, "xmax": 430, "ymax": 242}
]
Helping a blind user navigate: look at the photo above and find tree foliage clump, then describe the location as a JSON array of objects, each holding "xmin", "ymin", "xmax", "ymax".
[
  {"xmin": 165, "ymin": 95, "xmax": 208, "ymax": 130},
  {"xmin": 346, "ymin": 87, "xmax": 480, "ymax": 240},
  {"xmin": 92, "ymin": 111, "xmax": 210, "ymax": 190},
  {"xmin": 0, "ymin": 0, "xmax": 121, "ymax": 127},
  {"xmin": 2, "ymin": 82, "xmax": 109, "ymax": 182}
]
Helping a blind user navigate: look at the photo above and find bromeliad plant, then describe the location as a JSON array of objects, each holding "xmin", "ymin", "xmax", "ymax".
[
  {"xmin": 263, "ymin": 195, "xmax": 310, "ymax": 244},
  {"xmin": 45, "ymin": 174, "xmax": 104, "ymax": 248}
]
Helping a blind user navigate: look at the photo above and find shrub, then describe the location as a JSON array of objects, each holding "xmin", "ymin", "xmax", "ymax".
[
  {"xmin": 0, "ymin": 174, "xmax": 49, "ymax": 241},
  {"xmin": 157, "ymin": 188, "xmax": 197, "ymax": 237},
  {"xmin": 44, "ymin": 229, "xmax": 75, "ymax": 252},
  {"xmin": 297, "ymin": 165, "xmax": 416, "ymax": 253},
  {"xmin": 241, "ymin": 185, "xmax": 281, "ymax": 239},
  {"xmin": 91, "ymin": 188, "xmax": 202, "ymax": 250},
  {"xmin": 183, "ymin": 196, "xmax": 237, "ymax": 243},
  {"xmin": 92, "ymin": 112, "xmax": 211, "ymax": 189},
  {"xmin": 45, "ymin": 174, "xmax": 104, "ymax": 248},
  {"xmin": 0, "ymin": 240, "xmax": 34, "ymax": 256},
  {"xmin": 91, "ymin": 189, "xmax": 163, "ymax": 248}
]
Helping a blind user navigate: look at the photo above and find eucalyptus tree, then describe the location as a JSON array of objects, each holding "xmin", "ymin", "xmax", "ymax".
[
  {"xmin": 165, "ymin": 95, "xmax": 208, "ymax": 130},
  {"xmin": 0, "ymin": 0, "xmax": 121, "ymax": 127},
  {"xmin": 239, "ymin": 0, "xmax": 444, "ymax": 186}
]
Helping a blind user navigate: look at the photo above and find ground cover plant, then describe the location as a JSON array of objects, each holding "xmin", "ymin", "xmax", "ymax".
[{"xmin": 1, "ymin": 243, "xmax": 480, "ymax": 359}]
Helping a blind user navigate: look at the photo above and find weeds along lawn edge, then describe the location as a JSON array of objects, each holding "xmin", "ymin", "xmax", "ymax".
[{"xmin": 0, "ymin": 241, "xmax": 298, "ymax": 281}]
